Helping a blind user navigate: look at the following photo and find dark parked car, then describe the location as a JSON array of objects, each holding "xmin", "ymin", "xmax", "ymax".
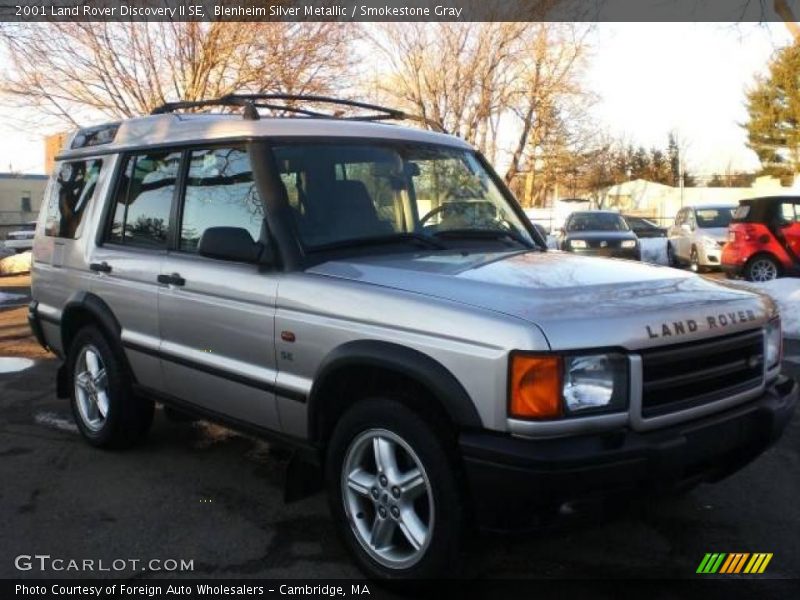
[
  {"xmin": 623, "ymin": 215, "xmax": 667, "ymax": 238},
  {"xmin": 558, "ymin": 211, "xmax": 640, "ymax": 260}
]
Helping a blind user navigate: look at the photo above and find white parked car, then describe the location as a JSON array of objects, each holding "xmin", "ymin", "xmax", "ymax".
[
  {"xmin": 4, "ymin": 221, "xmax": 37, "ymax": 253},
  {"xmin": 667, "ymin": 205, "xmax": 736, "ymax": 272}
]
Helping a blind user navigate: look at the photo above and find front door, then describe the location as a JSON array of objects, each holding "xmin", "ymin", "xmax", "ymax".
[{"xmin": 157, "ymin": 145, "xmax": 280, "ymax": 430}]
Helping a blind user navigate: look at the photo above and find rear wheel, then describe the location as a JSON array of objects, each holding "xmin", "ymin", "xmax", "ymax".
[
  {"xmin": 326, "ymin": 397, "xmax": 464, "ymax": 579},
  {"xmin": 744, "ymin": 255, "xmax": 780, "ymax": 282},
  {"xmin": 68, "ymin": 326, "xmax": 154, "ymax": 448}
]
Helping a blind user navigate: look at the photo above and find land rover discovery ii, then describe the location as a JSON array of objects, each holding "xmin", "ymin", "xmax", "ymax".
[{"xmin": 28, "ymin": 95, "xmax": 797, "ymax": 579}]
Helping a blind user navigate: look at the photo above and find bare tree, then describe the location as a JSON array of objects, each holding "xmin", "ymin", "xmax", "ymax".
[
  {"xmin": 0, "ymin": 22, "xmax": 353, "ymax": 127},
  {"xmin": 370, "ymin": 22, "xmax": 527, "ymax": 162},
  {"xmin": 504, "ymin": 23, "xmax": 592, "ymax": 189}
]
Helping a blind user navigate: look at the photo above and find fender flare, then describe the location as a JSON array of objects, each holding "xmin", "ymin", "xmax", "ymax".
[
  {"xmin": 61, "ymin": 291, "xmax": 123, "ymax": 345},
  {"xmin": 308, "ymin": 340, "xmax": 483, "ymax": 440}
]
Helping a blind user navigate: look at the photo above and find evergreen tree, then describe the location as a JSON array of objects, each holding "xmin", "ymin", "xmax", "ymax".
[{"xmin": 745, "ymin": 42, "xmax": 800, "ymax": 183}]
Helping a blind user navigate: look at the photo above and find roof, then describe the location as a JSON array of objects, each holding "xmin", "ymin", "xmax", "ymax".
[
  {"xmin": 0, "ymin": 173, "xmax": 48, "ymax": 180},
  {"xmin": 58, "ymin": 113, "xmax": 471, "ymax": 160}
]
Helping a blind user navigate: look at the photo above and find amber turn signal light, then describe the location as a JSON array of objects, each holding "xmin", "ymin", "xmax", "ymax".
[{"xmin": 509, "ymin": 354, "xmax": 563, "ymax": 419}]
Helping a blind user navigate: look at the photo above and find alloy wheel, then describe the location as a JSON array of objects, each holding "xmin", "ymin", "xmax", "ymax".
[
  {"xmin": 341, "ymin": 428, "xmax": 434, "ymax": 570},
  {"xmin": 74, "ymin": 345, "xmax": 110, "ymax": 432},
  {"xmin": 749, "ymin": 258, "xmax": 778, "ymax": 282}
]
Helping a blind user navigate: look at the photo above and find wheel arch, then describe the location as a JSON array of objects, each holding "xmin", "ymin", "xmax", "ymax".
[
  {"xmin": 57, "ymin": 292, "xmax": 125, "ymax": 398},
  {"xmin": 308, "ymin": 340, "xmax": 483, "ymax": 446}
]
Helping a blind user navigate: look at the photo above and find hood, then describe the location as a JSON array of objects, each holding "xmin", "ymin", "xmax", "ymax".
[
  {"xmin": 563, "ymin": 230, "xmax": 637, "ymax": 241},
  {"xmin": 697, "ymin": 227, "xmax": 729, "ymax": 242},
  {"xmin": 307, "ymin": 250, "xmax": 773, "ymax": 351}
]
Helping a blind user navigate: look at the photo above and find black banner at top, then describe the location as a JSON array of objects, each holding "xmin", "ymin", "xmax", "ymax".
[{"xmin": 0, "ymin": 0, "xmax": 799, "ymax": 22}]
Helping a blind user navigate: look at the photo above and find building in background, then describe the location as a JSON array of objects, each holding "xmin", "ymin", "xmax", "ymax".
[
  {"xmin": 597, "ymin": 176, "xmax": 792, "ymax": 224},
  {"xmin": 0, "ymin": 173, "xmax": 48, "ymax": 240}
]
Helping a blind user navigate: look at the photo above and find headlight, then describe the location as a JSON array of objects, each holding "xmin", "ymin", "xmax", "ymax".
[
  {"xmin": 621, "ymin": 240, "xmax": 637, "ymax": 248},
  {"xmin": 570, "ymin": 239, "xmax": 588, "ymax": 249},
  {"xmin": 508, "ymin": 352, "xmax": 628, "ymax": 419},
  {"xmin": 563, "ymin": 354, "xmax": 628, "ymax": 414},
  {"xmin": 766, "ymin": 318, "xmax": 782, "ymax": 369}
]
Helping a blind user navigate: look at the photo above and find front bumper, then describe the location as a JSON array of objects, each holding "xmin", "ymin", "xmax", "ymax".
[
  {"xmin": 566, "ymin": 247, "xmax": 641, "ymax": 260},
  {"xmin": 460, "ymin": 376, "xmax": 797, "ymax": 531}
]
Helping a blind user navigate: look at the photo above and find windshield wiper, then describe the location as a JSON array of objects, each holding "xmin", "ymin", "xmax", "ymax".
[
  {"xmin": 309, "ymin": 232, "xmax": 447, "ymax": 252},
  {"xmin": 431, "ymin": 228, "xmax": 535, "ymax": 249}
]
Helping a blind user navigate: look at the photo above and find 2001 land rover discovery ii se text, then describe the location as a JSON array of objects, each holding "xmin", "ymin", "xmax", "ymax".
[{"xmin": 28, "ymin": 95, "xmax": 797, "ymax": 580}]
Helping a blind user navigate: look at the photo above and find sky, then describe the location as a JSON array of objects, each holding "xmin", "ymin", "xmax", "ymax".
[
  {"xmin": 584, "ymin": 22, "xmax": 792, "ymax": 175},
  {"xmin": 0, "ymin": 21, "xmax": 793, "ymax": 176}
]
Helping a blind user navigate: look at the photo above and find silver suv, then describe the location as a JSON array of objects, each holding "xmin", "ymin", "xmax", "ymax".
[
  {"xmin": 667, "ymin": 204, "xmax": 737, "ymax": 272},
  {"xmin": 28, "ymin": 96, "xmax": 797, "ymax": 579}
]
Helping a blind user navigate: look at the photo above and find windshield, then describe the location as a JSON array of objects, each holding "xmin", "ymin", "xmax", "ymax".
[
  {"xmin": 566, "ymin": 212, "xmax": 629, "ymax": 232},
  {"xmin": 695, "ymin": 207, "xmax": 735, "ymax": 228},
  {"xmin": 271, "ymin": 143, "xmax": 535, "ymax": 250}
]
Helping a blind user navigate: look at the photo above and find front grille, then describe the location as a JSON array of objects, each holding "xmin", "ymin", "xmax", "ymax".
[
  {"xmin": 640, "ymin": 330, "xmax": 764, "ymax": 418},
  {"xmin": 586, "ymin": 239, "xmax": 622, "ymax": 249}
]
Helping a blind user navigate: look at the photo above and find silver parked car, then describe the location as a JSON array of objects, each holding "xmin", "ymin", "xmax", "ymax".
[
  {"xmin": 667, "ymin": 204, "xmax": 736, "ymax": 271},
  {"xmin": 4, "ymin": 221, "xmax": 37, "ymax": 253},
  {"xmin": 28, "ymin": 96, "xmax": 796, "ymax": 580}
]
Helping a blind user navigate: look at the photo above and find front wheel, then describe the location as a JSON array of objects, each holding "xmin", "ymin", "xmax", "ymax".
[
  {"xmin": 689, "ymin": 246, "xmax": 704, "ymax": 273},
  {"xmin": 744, "ymin": 255, "xmax": 780, "ymax": 282},
  {"xmin": 326, "ymin": 397, "xmax": 465, "ymax": 579},
  {"xmin": 667, "ymin": 242, "xmax": 679, "ymax": 267}
]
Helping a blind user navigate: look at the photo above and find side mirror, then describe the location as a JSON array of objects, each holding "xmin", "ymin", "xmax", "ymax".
[{"xmin": 198, "ymin": 227, "xmax": 268, "ymax": 264}]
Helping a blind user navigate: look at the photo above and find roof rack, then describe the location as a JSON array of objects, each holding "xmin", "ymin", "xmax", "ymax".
[{"xmin": 150, "ymin": 94, "xmax": 445, "ymax": 132}]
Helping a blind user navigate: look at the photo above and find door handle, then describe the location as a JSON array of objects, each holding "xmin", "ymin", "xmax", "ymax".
[
  {"xmin": 157, "ymin": 273, "xmax": 185, "ymax": 286},
  {"xmin": 89, "ymin": 262, "xmax": 112, "ymax": 273}
]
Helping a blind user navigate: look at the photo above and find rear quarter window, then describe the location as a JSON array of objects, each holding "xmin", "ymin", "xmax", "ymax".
[{"xmin": 44, "ymin": 158, "xmax": 103, "ymax": 238}]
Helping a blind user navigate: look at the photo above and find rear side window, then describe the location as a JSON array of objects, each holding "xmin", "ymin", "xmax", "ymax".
[
  {"xmin": 107, "ymin": 151, "xmax": 179, "ymax": 247},
  {"xmin": 44, "ymin": 159, "xmax": 103, "ymax": 238},
  {"xmin": 780, "ymin": 202, "xmax": 798, "ymax": 223},
  {"xmin": 179, "ymin": 147, "xmax": 262, "ymax": 253}
]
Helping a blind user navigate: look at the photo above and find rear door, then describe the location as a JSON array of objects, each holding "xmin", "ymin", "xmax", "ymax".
[
  {"xmin": 157, "ymin": 145, "xmax": 280, "ymax": 430},
  {"xmin": 90, "ymin": 150, "xmax": 179, "ymax": 392}
]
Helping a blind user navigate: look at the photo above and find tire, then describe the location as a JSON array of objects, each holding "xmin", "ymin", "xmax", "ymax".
[
  {"xmin": 67, "ymin": 325, "xmax": 154, "ymax": 448},
  {"xmin": 325, "ymin": 397, "xmax": 465, "ymax": 580},
  {"xmin": 667, "ymin": 242, "xmax": 679, "ymax": 267},
  {"xmin": 744, "ymin": 255, "xmax": 780, "ymax": 282},
  {"xmin": 689, "ymin": 246, "xmax": 704, "ymax": 273}
]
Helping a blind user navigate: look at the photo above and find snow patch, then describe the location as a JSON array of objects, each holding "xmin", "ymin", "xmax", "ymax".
[
  {"xmin": 0, "ymin": 357, "xmax": 34, "ymax": 373},
  {"xmin": 727, "ymin": 278, "xmax": 800, "ymax": 339},
  {"xmin": 34, "ymin": 411, "xmax": 79, "ymax": 434},
  {"xmin": 0, "ymin": 251, "xmax": 31, "ymax": 275},
  {"xmin": 640, "ymin": 238, "xmax": 669, "ymax": 266}
]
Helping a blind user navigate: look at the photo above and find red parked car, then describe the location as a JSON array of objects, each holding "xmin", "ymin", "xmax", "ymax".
[{"xmin": 722, "ymin": 196, "xmax": 800, "ymax": 281}]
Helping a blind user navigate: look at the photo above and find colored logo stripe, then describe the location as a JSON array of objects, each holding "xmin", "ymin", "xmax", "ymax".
[
  {"xmin": 697, "ymin": 552, "xmax": 773, "ymax": 574},
  {"xmin": 697, "ymin": 553, "xmax": 726, "ymax": 573},
  {"xmin": 744, "ymin": 553, "xmax": 773, "ymax": 574}
]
